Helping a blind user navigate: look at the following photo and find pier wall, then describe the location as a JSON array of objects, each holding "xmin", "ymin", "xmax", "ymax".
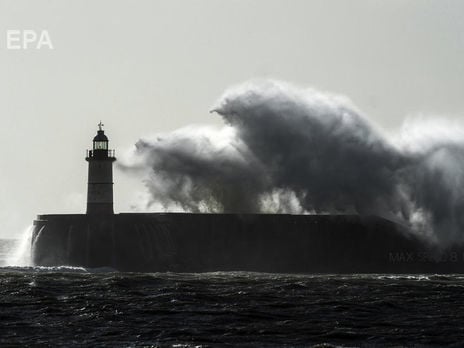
[{"xmin": 31, "ymin": 213, "xmax": 464, "ymax": 273}]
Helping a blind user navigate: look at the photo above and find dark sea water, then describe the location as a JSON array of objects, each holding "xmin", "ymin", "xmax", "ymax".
[{"xmin": 1, "ymin": 239, "xmax": 464, "ymax": 347}]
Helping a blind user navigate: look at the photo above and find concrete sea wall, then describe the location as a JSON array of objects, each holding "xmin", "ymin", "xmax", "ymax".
[{"xmin": 31, "ymin": 213, "xmax": 464, "ymax": 273}]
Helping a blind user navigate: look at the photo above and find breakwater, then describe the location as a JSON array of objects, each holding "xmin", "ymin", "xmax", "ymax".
[{"xmin": 31, "ymin": 213, "xmax": 464, "ymax": 273}]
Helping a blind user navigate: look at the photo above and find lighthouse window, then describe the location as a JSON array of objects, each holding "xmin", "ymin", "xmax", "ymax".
[{"xmin": 94, "ymin": 141, "xmax": 108, "ymax": 150}]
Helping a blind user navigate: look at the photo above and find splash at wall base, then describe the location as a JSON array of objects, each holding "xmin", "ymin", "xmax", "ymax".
[{"xmin": 31, "ymin": 213, "xmax": 464, "ymax": 273}]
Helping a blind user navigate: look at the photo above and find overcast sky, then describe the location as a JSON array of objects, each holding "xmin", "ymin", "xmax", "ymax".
[{"xmin": 1, "ymin": 0, "xmax": 464, "ymax": 238}]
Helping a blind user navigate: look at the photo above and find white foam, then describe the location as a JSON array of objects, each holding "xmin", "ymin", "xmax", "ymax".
[{"xmin": 5, "ymin": 225, "xmax": 32, "ymax": 267}]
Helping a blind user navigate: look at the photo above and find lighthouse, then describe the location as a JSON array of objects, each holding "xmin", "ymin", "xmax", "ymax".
[{"xmin": 85, "ymin": 122, "xmax": 116, "ymax": 215}]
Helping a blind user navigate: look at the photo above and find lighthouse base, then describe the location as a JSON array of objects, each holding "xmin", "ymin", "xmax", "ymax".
[{"xmin": 31, "ymin": 213, "xmax": 464, "ymax": 273}]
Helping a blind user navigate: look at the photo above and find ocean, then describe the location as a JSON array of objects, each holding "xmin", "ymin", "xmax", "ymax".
[{"xmin": 1, "ymin": 239, "xmax": 463, "ymax": 347}]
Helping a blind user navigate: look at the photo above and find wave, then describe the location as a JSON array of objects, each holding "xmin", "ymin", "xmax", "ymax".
[
  {"xmin": 0, "ymin": 265, "xmax": 119, "ymax": 274},
  {"xmin": 3, "ymin": 226, "xmax": 32, "ymax": 267}
]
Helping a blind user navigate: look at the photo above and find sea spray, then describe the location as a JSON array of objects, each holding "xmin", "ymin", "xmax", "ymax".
[
  {"xmin": 118, "ymin": 80, "xmax": 464, "ymax": 245},
  {"xmin": 6, "ymin": 226, "xmax": 32, "ymax": 266}
]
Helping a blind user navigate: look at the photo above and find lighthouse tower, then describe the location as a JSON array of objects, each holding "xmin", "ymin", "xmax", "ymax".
[{"xmin": 85, "ymin": 122, "xmax": 116, "ymax": 215}]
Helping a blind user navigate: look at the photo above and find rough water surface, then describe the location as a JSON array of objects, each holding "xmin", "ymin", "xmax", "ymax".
[{"xmin": 1, "ymin": 240, "xmax": 464, "ymax": 347}]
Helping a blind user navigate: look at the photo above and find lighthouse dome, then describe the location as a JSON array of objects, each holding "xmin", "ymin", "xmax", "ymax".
[{"xmin": 93, "ymin": 130, "xmax": 108, "ymax": 142}]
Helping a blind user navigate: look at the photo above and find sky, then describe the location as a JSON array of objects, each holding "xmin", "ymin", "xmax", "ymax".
[{"xmin": 1, "ymin": 0, "xmax": 464, "ymax": 238}]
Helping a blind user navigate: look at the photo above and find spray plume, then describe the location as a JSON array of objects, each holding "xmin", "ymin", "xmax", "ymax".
[{"xmin": 119, "ymin": 80, "xmax": 464, "ymax": 245}]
